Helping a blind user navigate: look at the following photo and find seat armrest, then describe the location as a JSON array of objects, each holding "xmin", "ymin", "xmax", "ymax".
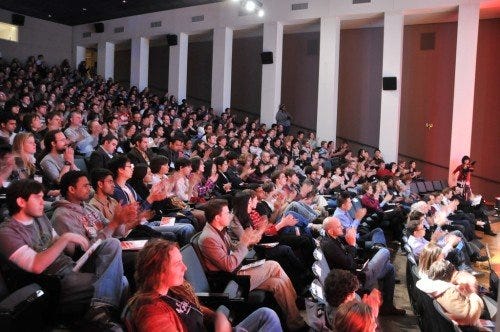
[
  {"xmin": 0, "ymin": 283, "xmax": 45, "ymax": 313},
  {"xmin": 195, "ymin": 292, "xmax": 230, "ymax": 299}
]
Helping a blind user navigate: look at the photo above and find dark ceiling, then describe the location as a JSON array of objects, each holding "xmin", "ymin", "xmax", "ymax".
[{"xmin": 0, "ymin": 0, "xmax": 223, "ymax": 26}]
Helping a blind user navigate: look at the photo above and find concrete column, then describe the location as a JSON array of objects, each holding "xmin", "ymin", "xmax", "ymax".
[
  {"xmin": 316, "ymin": 17, "xmax": 341, "ymax": 142},
  {"xmin": 260, "ymin": 22, "xmax": 283, "ymax": 127},
  {"xmin": 211, "ymin": 27, "xmax": 233, "ymax": 114},
  {"xmin": 130, "ymin": 37, "xmax": 149, "ymax": 91},
  {"xmin": 168, "ymin": 33, "xmax": 189, "ymax": 101},
  {"xmin": 448, "ymin": 3, "xmax": 480, "ymax": 183},
  {"xmin": 97, "ymin": 42, "xmax": 115, "ymax": 80},
  {"xmin": 379, "ymin": 12, "xmax": 404, "ymax": 163},
  {"xmin": 75, "ymin": 45, "xmax": 86, "ymax": 69}
]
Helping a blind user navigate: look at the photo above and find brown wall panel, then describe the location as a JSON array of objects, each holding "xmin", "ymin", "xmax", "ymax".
[
  {"xmin": 471, "ymin": 18, "xmax": 500, "ymax": 199},
  {"xmin": 281, "ymin": 32, "xmax": 320, "ymax": 131},
  {"xmin": 337, "ymin": 27, "xmax": 383, "ymax": 147},
  {"xmin": 231, "ymin": 36, "xmax": 263, "ymax": 117}
]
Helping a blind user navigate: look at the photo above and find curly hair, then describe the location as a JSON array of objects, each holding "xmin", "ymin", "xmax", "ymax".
[{"xmin": 324, "ymin": 269, "xmax": 360, "ymax": 308}]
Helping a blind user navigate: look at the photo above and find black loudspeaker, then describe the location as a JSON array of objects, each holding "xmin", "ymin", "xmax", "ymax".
[
  {"xmin": 11, "ymin": 14, "xmax": 25, "ymax": 26},
  {"xmin": 261, "ymin": 52, "xmax": 273, "ymax": 64},
  {"xmin": 94, "ymin": 23, "xmax": 104, "ymax": 33},
  {"xmin": 167, "ymin": 34, "xmax": 178, "ymax": 46},
  {"xmin": 383, "ymin": 77, "xmax": 397, "ymax": 90}
]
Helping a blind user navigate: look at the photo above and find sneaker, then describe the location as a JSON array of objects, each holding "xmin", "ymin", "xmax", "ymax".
[{"xmin": 85, "ymin": 305, "xmax": 123, "ymax": 332}]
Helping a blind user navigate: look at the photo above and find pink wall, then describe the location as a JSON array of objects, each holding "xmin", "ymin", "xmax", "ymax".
[
  {"xmin": 337, "ymin": 27, "xmax": 383, "ymax": 146},
  {"xmin": 471, "ymin": 18, "xmax": 500, "ymax": 200},
  {"xmin": 281, "ymin": 32, "xmax": 320, "ymax": 130},
  {"xmin": 399, "ymin": 22, "xmax": 457, "ymax": 169}
]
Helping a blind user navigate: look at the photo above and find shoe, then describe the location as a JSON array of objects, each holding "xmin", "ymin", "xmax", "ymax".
[
  {"xmin": 371, "ymin": 244, "xmax": 385, "ymax": 252},
  {"xmin": 85, "ymin": 305, "xmax": 123, "ymax": 332},
  {"xmin": 379, "ymin": 305, "xmax": 406, "ymax": 316},
  {"xmin": 471, "ymin": 253, "xmax": 489, "ymax": 262}
]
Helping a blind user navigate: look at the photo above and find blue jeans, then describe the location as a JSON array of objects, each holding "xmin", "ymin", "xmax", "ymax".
[
  {"xmin": 359, "ymin": 227, "xmax": 386, "ymax": 247},
  {"xmin": 235, "ymin": 307, "xmax": 283, "ymax": 332},
  {"xmin": 284, "ymin": 201, "xmax": 318, "ymax": 222},
  {"xmin": 279, "ymin": 210, "xmax": 313, "ymax": 237},
  {"xmin": 363, "ymin": 248, "xmax": 395, "ymax": 306},
  {"xmin": 147, "ymin": 221, "xmax": 195, "ymax": 246},
  {"xmin": 61, "ymin": 238, "xmax": 127, "ymax": 309}
]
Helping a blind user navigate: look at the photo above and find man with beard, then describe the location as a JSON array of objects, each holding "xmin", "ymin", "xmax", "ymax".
[{"xmin": 40, "ymin": 129, "xmax": 79, "ymax": 189}]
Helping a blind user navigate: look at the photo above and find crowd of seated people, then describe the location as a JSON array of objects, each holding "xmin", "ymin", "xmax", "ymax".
[{"xmin": 0, "ymin": 54, "xmax": 497, "ymax": 331}]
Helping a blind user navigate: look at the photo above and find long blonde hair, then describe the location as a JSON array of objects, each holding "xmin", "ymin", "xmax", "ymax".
[
  {"xmin": 418, "ymin": 242, "xmax": 443, "ymax": 276},
  {"xmin": 12, "ymin": 132, "xmax": 36, "ymax": 176}
]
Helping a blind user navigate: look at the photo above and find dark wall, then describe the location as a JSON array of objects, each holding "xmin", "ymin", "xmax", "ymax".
[
  {"xmin": 114, "ymin": 49, "xmax": 131, "ymax": 87},
  {"xmin": 187, "ymin": 40, "xmax": 212, "ymax": 106},
  {"xmin": 231, "ymin": 36, "xmax": 263, "ymax": 117},
  {"xmin": 471, "ymin": 18, "xmax": 500, "ymax": 199},
  {"xmin": 281, "ymin": 32, "xmax": 320, "ymax": 131},
  {"xmin": 399, "ymin": 22, "xmax": 457, "ymax": 169},
  {"xmin": 148, "ymin": 44, "xmax": 169, "ymax": 93},
  {"xmin": 337, "ymin": 27, "xmax": 383, "ymax": 147}
]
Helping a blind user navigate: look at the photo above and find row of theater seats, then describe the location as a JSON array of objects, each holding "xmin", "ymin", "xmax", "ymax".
[
  {"xmin": 402, "ymin": 237, "xmax": 497, "ymax": 332},
  {"xmin": 410, "ymin": 180, "xmax": 448, "ymax": 195}
]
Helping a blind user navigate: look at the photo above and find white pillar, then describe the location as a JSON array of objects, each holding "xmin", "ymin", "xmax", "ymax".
[
  {"xmin": 211, "ymin": 27, "xmax": 233, "ymax": 114},
  {"xmin": 97, "ymin": 42, "xmax": 115, "ymax": 80},
  {"xmin": 316, "ymin": 17, "xmax": 341, "ymax": 142},
  {"xmin": 75, "ymin": 45, "xmax": 86, "ymax": 69},
  {"xmin": 260, "ymin": 22, "xmax": 283, "ymax": 127},
  {"xmin": 379, "ymin": 12, "xmax": 404, "ymax": 163},
  {"xmin": 448, "ymin": 3, "xmax": 480, "ymax": 184},
  {"xmin": 130, "ymin": 37, "xmax": 149, "ymax": 91},
  {"xmin": 168, "ymin": 33, "xmax": 189, "ymax": 101}
]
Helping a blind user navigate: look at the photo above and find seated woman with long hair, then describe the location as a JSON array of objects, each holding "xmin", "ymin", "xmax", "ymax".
[
  {"xmin": 126, "ymin": 238, "xmax": 282, "ymax": 332},
  {"xmin": 11, "ymin": 132, "xmax": 37, "ymax": 180},
  {"xmin": 229, "ymin": 189, "xmax": 312, "ymax": 292},
  {"xmin": 189, "ymin": 157, "xmax": 218, "ymax": 204},
  {"xmin": 418, "ymin": 242, "xmax": 444, "ymax": 279}
]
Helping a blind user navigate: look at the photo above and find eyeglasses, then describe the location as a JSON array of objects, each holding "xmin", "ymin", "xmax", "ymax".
[{"xmin": 124, "ymin": 164, "xmax": 135, "ymax": 169}]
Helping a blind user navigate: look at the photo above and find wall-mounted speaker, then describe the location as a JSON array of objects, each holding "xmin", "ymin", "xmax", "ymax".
[
  {"xmin": 11, "ymin": 14, "xmax": 25, "ymax": 26},
  {"xmin": 261, "ymin": 52, "xmax": 273, "ymax": 64},
  {"xmin": 383, "ymin": 77, "xmax": 397, "ymax": 90},
  {"xmin": 94, "ymin": 23, "xmax": 104, "ymax": 33},
  {"xmin": 167, "ymin": 34, "xmax": 178, "ymax": 46}
]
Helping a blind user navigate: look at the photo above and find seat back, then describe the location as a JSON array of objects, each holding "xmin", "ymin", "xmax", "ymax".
[
  {"xmin": 424, "ymin": 181, "xmax": 434, "ymax": 192},
  {"xmin": 180, "ymin": 244, "xmax": 211, "ymax": 293},
  {"xmin": 312, "ymin": 248, "xmax": 330, "ymax": 286},
  {"xmin": 310, "ymin": 278, "xmax": 325, "ymax": 303},
  {"xmin": 416, "ymin": 182, "xmax": 427, "ymax": 194},
  {"xmin": 432, "ymin": 180, "xmax": 444, "ymax": 191},
  {"xmin": 410, "ymin": 182, "xmax": 419, "ymax": 195}
]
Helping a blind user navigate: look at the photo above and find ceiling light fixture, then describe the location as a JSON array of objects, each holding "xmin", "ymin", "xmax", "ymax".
[{"xmin": 229, "ymin": 0, "xmax": 265, "ymax": 17}]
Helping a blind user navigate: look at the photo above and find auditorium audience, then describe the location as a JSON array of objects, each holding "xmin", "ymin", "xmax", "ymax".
[{"xmin": 0, "ymin": 53, "xmax": 496, "ymax": 331}]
